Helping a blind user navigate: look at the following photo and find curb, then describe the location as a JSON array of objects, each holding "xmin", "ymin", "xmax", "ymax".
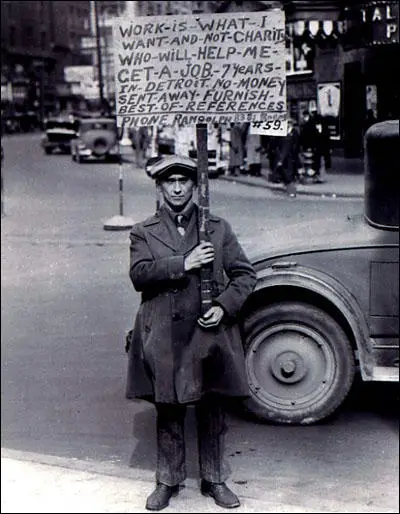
[{"xmin": 217, "ymin": 174, "xmax": 364, "ymax": 199}]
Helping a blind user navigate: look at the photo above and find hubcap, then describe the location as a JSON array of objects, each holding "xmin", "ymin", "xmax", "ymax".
[
  {"xmin": 246, "ymin": 322, "xmax": 336, "ymax": 410},
  {"xmin": 271, "ymin": 351, "xmax": 307, "ymax": 383}
]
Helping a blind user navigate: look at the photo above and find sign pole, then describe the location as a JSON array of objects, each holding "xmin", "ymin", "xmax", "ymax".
[
  {"xmin": 196, "ymin": 123, "xmax": 213, "ymax": 318},
  {"xmin": 103, "ymin": 121, "xmax": 135, "ymax": 231}
]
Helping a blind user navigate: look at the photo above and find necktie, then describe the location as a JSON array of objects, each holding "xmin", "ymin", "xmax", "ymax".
[{"xmin": 176, "ymin": 214, "xmax": 186, "ymax": 236}]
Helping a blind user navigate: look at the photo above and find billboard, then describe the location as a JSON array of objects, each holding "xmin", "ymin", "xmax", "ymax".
[
  {"xmin": 64, "ymin": 66, "xmax": 99, "ymax": 99},
  {"xmin": 64, "ymin": 66, "xmax": 95, "ymax": 84}
]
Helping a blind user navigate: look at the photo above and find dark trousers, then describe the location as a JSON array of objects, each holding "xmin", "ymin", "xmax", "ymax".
[
  {"xmin": 276, "ymin": 163, "xmax": 296, "ymax": 186},
  {"xmin": 313, "ymin": 150, "xmax": 331, "ymax": 173},
  {"xmin": 155, "ymin": 396, "xmax": 230, "ymax": 486}
]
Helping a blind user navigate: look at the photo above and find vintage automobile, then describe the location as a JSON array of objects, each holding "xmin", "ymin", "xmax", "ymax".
[
  {"xmin": 41, "ymin": 116, "xmax": 78, "ymax": 155},
  {"xmin": 240, "ymin": 120, "xmax": 399, "ymax": 425},
  {"xmin": 71, "ymin": 117, "xmax": 119, "ymax": 163}
]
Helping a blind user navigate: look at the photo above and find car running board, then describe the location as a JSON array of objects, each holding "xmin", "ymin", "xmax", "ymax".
[{"xmin": 371, "ymin": 366, "xmax": 399, "ymax": 381}]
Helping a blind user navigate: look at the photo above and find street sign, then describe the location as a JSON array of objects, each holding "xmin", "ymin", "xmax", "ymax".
[{"xmin": 112, "ymin": 9, "xmax": 287, "ymax": 135}]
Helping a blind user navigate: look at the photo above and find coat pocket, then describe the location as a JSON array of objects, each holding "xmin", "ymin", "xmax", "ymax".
[{"xmin": 139, "ymin": 300, "xmax": 155, "ymax": 334}]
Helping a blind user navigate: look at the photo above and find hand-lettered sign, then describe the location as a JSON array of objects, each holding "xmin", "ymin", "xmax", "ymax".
[{"xmin": 113, "ymin": 10, "xmax": 287, "ymax": 135}]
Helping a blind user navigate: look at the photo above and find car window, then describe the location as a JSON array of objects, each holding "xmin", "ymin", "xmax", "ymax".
[{"xmin": 79, "ymin": 121, "xmax": 115, "ymax": 131}]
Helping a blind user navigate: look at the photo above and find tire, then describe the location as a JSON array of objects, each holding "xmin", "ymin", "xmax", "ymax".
[
  {"xmin": 242, "ymin": 301, "xmax": 355, "ymax": 425},
  {"xmin": 44, "ymin": 147, "xmax": 52, "ymax": 155}
]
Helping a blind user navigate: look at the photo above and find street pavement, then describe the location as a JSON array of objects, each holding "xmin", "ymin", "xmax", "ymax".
[{"xmin": 1, "ymin": 140, "xmax": 373, "ymax": 514}]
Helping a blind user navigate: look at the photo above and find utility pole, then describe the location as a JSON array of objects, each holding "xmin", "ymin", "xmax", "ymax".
[{"xmin": 93, "ymin": 0, "xmax": 105, "ymax": 110}]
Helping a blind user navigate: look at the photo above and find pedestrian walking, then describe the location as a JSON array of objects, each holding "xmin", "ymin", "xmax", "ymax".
[
  {"xmin": 275, "ymin": 118, "xmax": 302, "ymax": 197},
  {"xmin": 228, "ymin": 122, "xmax": 248, "ymax": 176},
  {"xmin": 299, "ymin": 110, "xmax": 317, "ymax": 182},
  {"xmin": 125, "ymin": 154, "xmax": 257, "ymax": 511},
  {"xmin": 245, "ymin": 133, "xmax": 262, "ymax": 176},
  {"xmin": 309, "ymin": 109, "xmax": 331, "ymax": 183}
]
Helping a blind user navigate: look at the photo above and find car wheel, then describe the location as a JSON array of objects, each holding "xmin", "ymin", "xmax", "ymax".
[
  {"xmin": 44, "ymin": 147, "xmax": 52, "ymax": 155},
  {"xmin": 242, "ymin": 301, "xmax": 355, "ymax": 425}
]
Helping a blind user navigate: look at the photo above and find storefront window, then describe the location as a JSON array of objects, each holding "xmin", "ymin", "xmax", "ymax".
[{"xmin": 286, "ymin": 24, "xmax": 315, "ymax": 75}]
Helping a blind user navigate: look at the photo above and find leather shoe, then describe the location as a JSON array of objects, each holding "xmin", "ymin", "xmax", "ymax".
[
  {"xmin": 145, "ymin": 483, "xmax": 179, "ymax": 511},
  {"xmin": 201, "ymin": 480, "xmax": 240, "ymax": 508}
]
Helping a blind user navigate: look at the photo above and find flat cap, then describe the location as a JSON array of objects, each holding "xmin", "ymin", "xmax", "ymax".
[{"xmin": 145, "ymin": 154, "xmax": 198, "ymax": 182}]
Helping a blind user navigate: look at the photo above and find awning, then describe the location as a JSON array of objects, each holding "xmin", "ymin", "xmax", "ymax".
[{"xmin": 286, "ymin": 19, "xmax": 344, "ymax": 41}]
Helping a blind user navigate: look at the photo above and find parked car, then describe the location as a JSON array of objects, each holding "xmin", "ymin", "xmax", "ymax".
[
  {"xmin": 188, "ymin": 149, "xmax": 225, "ymax": 178},
  {"xmin": 240, "ymin": 120, "xmax": 399, "ymax": 425},
  {"xmin": 71, "ymin": 117, "xmax": 119, "ymax": 163},
  {"xmin": 41, "ymin": 116, "xmax": 78, "ymax": 155}
]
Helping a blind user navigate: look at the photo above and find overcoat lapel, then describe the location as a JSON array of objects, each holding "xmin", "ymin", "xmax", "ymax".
[
  {"xmin": 145, "ymin": 205, "xmax": 211, "ymax": 254},
  {"xmin": 145, "ymin": 208, "xmax": 182, "ymax": 252}
]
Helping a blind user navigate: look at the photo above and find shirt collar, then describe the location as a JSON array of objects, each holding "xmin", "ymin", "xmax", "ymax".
[{"xmin": 163, "ymin": 202, "xmax": 195, "ymax": 223}]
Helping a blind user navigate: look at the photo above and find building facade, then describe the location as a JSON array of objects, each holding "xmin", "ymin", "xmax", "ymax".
[
  {"xmin": 2, "ymin": 0, "xmax": 398, "ymax": 151},
  {"xmin": 340, "ymin": 0, "xmax": 399, "ymax": 156},
  {"xmin": 1, "ymin": 0, "xmax": 92, "ymax": 129}
]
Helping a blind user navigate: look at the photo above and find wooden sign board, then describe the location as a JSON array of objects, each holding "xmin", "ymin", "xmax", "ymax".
[{"xmin": 113, "ymin": 9, "xmax": 287, "ymax": 136}]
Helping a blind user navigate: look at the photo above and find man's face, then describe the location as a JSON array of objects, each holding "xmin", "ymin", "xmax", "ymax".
[{"xmin": 159, "ymin": 173, "xmax": 196, "ymax": 211}]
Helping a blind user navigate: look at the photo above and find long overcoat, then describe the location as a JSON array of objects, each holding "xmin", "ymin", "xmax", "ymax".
[{"xmin": 126, "ymin": 204, "xmax": 257, "ymax": 404}]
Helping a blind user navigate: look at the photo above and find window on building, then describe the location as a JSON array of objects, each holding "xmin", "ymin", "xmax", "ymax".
[
  {"xmin": 286, "ymin": 34, "xmax": 315, "ymax": 75},
  {"xmin": 40, "ymin": 31, "xmax": 46, "ymax": 49},
  {"xmin": 9, "ymin": 26, "xmax": 16, "ymax": 47},
  {"xmin": 24, "ymin": 26, "xmax": 34, "ymax": 46}
]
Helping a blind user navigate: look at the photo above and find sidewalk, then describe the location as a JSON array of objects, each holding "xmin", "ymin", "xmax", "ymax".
[
  {"xmin": 122, "ymin": 147, "xmax": 365, "ymax": 199},
  {"xmin": 217, "ymin": 155, "xmax": 365, "ymax": 199},
  {"xmin": 1, "ymin": 449, "xmax": 390, "ymax": 513},
  {"xmin": 0, "ymin": 451, "xmax": 324, "ymax": 513}
]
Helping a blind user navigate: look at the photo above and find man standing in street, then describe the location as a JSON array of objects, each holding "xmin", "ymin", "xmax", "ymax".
[
  {"xmin": 126, "ymin": 154, "xmax": 257, "ymax": 511},
  {"xmin": 228, "ymin": 122, "xmax": 248, "ymax": 176},
  {"xmin": 275, "ymin": 118, "xmax": 302, "ymax": 197},
  {"xmin": 306, "ymin": 108, "xmax": 331, "ymax": 183}
]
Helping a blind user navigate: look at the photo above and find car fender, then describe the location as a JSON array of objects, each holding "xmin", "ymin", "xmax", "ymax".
[{"xmin": 252, "ymin": 263, "xmax": 374, "ymax": 379}]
